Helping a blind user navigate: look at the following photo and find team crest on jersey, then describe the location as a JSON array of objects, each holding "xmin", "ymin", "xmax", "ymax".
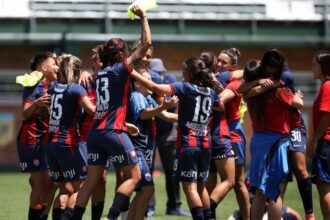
[
  {"xmin": 129, "ymin": 150, "xmax": 137, "ymax": 159},
  {"xmin": 82, "ymin": 166, "xmax": 87, "ymax": 172},
  {"xmin": 145, "ymin": 173, "xmax": 152, "ymax": 182},
  {"xmin": 54, "ymin": 83, "xmax": 68, "ymax": 92},
  {"xmin": 33, "ymin": 159, "xmax": 40, "ymax": 167}
]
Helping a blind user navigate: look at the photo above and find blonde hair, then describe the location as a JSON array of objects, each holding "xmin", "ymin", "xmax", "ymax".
[{"xmin": 57, "ymin": 54, "xmax": 82, "ymax": 83}]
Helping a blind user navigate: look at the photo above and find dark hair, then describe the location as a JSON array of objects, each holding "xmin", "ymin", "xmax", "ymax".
[
  {"xmin": 183, "ymin": 57, "xmax": 221, "ymax": 92},
  {"xmin": 99, "ymin": 38, "xmax": 129, "ymax": 67},
  {"xmin": 30, "ymin": 52, "xmax": 56, "ymax": 71},
  {"xmin": 260, "ymin": 48, "xmax": 286, "ymax": 80},
  {"xmin": 243, "ymin": 60, "xmax": 266, "ymax": 125},
  {"xmin": 220, "ymin": 48, "xmax": 241, "ymax": 65},
  {"xmin": 91, "ymin": 44, "xmax": 103, "ymax": 61},
  {"xmin": 243, "ymin": 60, "xmax": 262, "ymax": 82},
  {"xmin": 315, "ymin": 51, "xmax": 330, "ymax": 78},
  {"xmin": 199, "ymin": 52, "xmax": 216, "ymax": 73}
]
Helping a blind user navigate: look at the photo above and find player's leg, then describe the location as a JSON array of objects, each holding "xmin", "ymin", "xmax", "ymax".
[
  {"xmin": 233, "ymin": 165, "xmax": 250, "ymax": 220},
  {"xmin": 317, "ymin": 182, "xmax": 330, "ymax": 219}
]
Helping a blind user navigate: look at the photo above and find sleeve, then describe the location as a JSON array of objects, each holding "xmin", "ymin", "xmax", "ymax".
[
  {"xmin": 131, "ymin": 92, "xmax": 148, "ymax": 120},
  {"xmin": 170, "ymin": 82, "xmax": 185, "ymax": 97},
  {"xmin": 319, "ymin": 82, "xmax": 330, "ymax": 112},
  {"xmin": 225, "ymin": 80, "xmax": 241, "ymax": 96},
  {"xmin": 217, "ymin": 71, "xmax": 231, "ymax": 87},
  {"xmin": 281, "ymin": 70, "xmax": 295, "ymax": 92},
  {"xmin": 123, "ymin": 59, "xmax": 133, "ymax": 73},
  {"xmin": 212, "ymin": 89, "xmax": 220, "ymax": 107},
  {"xmin": 22, "ymin": 87, "xmax": 35, "ymax": 104},
  {"xmin": 147, "ymin": 96, "xmax": 158, "ymax": 108},
  {"xmin": 71, "ymin": 84, "xmax": 88, "ymax": 100},
  {"xmin": 275, "ymin": 87, "xmax": 294, "ymax": 106}
]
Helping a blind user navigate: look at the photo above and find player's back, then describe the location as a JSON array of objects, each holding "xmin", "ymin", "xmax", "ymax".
[
  {"xmin": 93, "ymin": 61, "xmax": 132, "ymax": 130},
  {"xmin": 48, "ymin": 82, "xmax": 87, "ymax": 144}
]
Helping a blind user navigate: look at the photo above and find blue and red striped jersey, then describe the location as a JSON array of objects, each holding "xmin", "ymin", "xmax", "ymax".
[
  {"xmin": 170, "ymin": 82, "xmax": 220, "ymax": 150},
  {"xmin": 79, "ymin": 82, "xmax": 96, "ymax": 142},
  {"xmin": 92, "ymin": 60, "xmax": 132, "ymax": 131},
  {"xmin": 17, "ymin": 80, "xmax": 50, "ymax": 145},
  {"xmin": 47, "ymin": 82, "xmax": 87, "ymax": 145}
]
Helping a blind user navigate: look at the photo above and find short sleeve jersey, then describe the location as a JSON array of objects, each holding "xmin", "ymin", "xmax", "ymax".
[
  {"xmin": 127, "ymin": 91, "xmax": 158, "ymax": 151},
  {"xmin": 170, "ymin": 82, "xmax": 220, "ymax": 150},
  {"xmin": 17, "ymin": 80, "xmax": 50, "ymax": 145},
  {"xmin": 216, "ymin": 71, "xmax": 231, "ymax": 88},
  {"xmin": 92, "ymin": 60, "xmax": 132, "ymax": 131},
  {"xmin": 79, "ymin": 82, "xmax": 96, "ymax": 142},
  {"xmin": 313, "ymin": 80, "xmax": 330, "ymax": 141},
  {"xmin": 225, "ymin": 80, "xmax": 242, "ymax": 123},
  {"xmin": 47, "ymin": 82, "xmax": 87, "ymax": 145},
  {"xmin": 247, "ymin": 87, "xmax": 294, "ymax": 134}
]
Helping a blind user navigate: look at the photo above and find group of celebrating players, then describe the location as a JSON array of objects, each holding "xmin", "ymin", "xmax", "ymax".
[{"xmin": 16, "ymin": 5, "xmax": 330, "ymax": 220}]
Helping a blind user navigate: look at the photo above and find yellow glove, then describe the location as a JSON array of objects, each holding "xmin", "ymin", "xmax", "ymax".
[
  {"xmin": 16, "ymin": 71, "xmax": 43, "ymax": 87},
  {"xmin": 127, "ymin": 0, "xmax": 158, "ymax": 20},
  {"xmin": 239, "ymin": 102, "xmax": 247, "ymax": 124}
]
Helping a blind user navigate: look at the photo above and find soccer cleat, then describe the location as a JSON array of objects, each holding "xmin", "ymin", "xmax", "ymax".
[
  {"xmin": 166, "ymin": 208, "xmax": 190, "ymax": 217},
  {"xmin": 145, "ymin": 207, "xmax": 155, "ymax": 217}
]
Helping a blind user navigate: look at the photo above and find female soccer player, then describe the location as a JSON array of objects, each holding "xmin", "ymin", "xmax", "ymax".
[
  {"xmin": 126, "ymin": 69, "xmax": 178, "ymax": 220},
  {"xmin": 47, "ymin": 54, "xmax": 95, "ymax": 219},
  {"xmin": 309, "ymin": 51, "xmax": 330, "ymax": 219},
  {"xmin": 199, "ymin": 51, "xmax": 237, "ymax": 220},
  {"xmin": 16, "ymin": 52, "xmax": 59, "ymax": 220},
  {"xmin": 71, "ymin": 5, "xmax": 151, "ymax": 220},
  {"xmin": 243, "ymin": 60, "xmax": 304, "ymax": 220},
  {"xmin": 209, "ymin": 48, "xmax": 250, "ymax": 220},
  {"xmin": 240, "ymin": 49, "xmax": 314, "ymax": 220},
  {"xmin": 130, "ymin": 57, "xmax": 224, "ymax": 220}
]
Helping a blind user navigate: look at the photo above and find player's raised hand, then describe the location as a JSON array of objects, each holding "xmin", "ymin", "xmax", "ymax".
[{"xmin": 130, "ymin": 4, "xmax": 146, "ymax": 18}]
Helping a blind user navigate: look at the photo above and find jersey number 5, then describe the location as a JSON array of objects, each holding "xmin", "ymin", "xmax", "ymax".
[{"xmin": 192, "ymin": 96, "xmax": 212, "ymax": 123}]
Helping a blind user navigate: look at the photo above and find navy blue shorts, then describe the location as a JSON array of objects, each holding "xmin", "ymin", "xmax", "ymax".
[
  {"xmin": 312, "ymin": 140, "xmax": 330, "ymax": 184},
  {"xmin": 87, "ymin": 129, "xmax": 138, "ymax": 168},
  {"xmin": 16, "ymin": 142, "xmax": 49, "ymax": 172},
  {"xmin": 173, "ymin": 147, "xmax": 211, "ymax": 183},
  {"xmin": 47, "ymin": 142, "xmax": 87, "ymax": 182},
  {"xmin": 135, "ymin": 149, "xmax": 154, "ymax": 190},
  {"xmin": 211, "ymin": 136, "xmax": 234, "ymax": 161},
  {"xmin": 289, "ymin": 127, "xmax": 306, "ymax": 153},
  {"xmin": 79, "ymin": 141, "xmax": 110, "ymax": 168},
  {"xmin": 249, "ymin": 132, "xmax": 290, "ymax": 202},
  {"xmin": 229, "ymin": 120, "xmax": 247, "ymax": 166}
]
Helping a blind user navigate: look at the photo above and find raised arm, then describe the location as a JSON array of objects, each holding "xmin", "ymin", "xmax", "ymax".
[
  {"xmin": 127, "ymin": 5, "xmax": 152, "ymax": 67},
  {"xmin": 130, "ymin": 69, "xmax": 173, "ymax": 96}
]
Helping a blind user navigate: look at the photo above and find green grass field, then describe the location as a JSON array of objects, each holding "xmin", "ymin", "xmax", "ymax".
[{"xmin": 0, "ymin": 172, "xmax": 322, "ymax": 219}]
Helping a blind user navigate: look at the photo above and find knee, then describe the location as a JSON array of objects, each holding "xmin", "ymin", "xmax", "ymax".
[{"xmin": 293, "ymin": 164, "xmax": 309, "ymax": 179}]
